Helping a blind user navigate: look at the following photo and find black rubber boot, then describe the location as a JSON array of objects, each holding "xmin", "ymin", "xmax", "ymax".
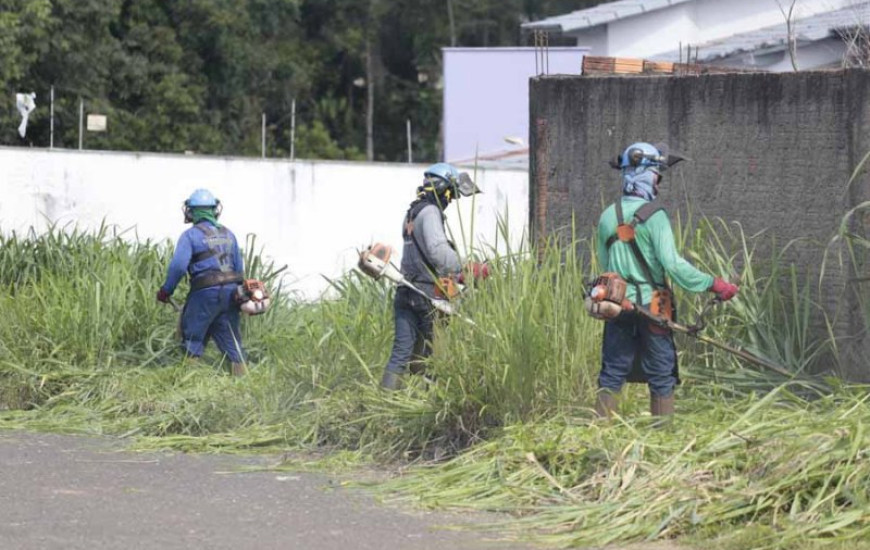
[{"xmin": 380, "ymin": 370, "xmax": 403, "ymax": 390}]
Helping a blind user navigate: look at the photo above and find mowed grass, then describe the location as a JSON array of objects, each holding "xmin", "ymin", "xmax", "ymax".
[{"xmin": 0, "ymin": 217, "xmax": 866, "ymax": 549}]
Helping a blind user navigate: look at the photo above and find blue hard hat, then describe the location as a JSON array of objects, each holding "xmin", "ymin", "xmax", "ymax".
[
  {"xmin": 619, "ymin": 142, "xmax": 665, "ymax": 171},
  {"xmin": 424, "ymin": 163, "xmax": 460, "ymax": 184},
  {"xmin": 422, "ymin": 163, "xmax": 481, "ymax": 199},
  {"xmin": 185, "ymin": 188, "xmax": 219, "ymax": 208}
]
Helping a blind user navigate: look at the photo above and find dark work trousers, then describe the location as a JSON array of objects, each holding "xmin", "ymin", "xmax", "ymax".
[
  {"xmin": 180, "ymin": 283, "xmax": 245, "ymax": 363},
  {"xmin": 384, "ymin": 286, "xmax": 437, "ymax": 375},
  {"xmin": 598, "ymin": 309, "xmax": 678, "ymax": 397}
]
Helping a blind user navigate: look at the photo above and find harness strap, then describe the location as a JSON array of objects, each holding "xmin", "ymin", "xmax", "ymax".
[
  {"xmin": 190, "ymin": 271, "xmax": 243, "ymax": 292},
  {"xmin": 608, "ymin": 200, "xmax": 667, "ymax": 294},
  {"xmin": 191, "ymin": 223, "xmax": 229, "ymax": 264},
  {"xmin": 405, "ymin": 203, "xmax": 443, "ymax": 284}
]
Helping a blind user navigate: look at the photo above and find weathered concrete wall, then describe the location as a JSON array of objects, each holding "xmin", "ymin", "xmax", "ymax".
[{"xmin": 529, "ymin": 70, "xmax": 870, "ymax": 380}]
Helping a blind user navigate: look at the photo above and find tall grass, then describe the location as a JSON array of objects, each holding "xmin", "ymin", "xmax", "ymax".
[{"xmin": 0, "ymin": 215, "xmax": 854, "ymax": 548}]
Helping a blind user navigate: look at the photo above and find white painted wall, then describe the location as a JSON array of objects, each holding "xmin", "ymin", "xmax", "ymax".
[
  {"xmin": 570, "ymin": 0, "xmax": 854, "ymax": 59},
  {"xmin": 710, "ymin": 37, "xmax": 846, "ymax": 71},
  {"xmin": 571, "ymin": 26, "xmax": 608, "ymax": 57},
  {"xmin": 0, "ymin": 148, "xmax": 528, "ymax": 300}
]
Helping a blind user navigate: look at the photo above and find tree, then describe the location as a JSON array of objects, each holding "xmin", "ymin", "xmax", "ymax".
[{"xmin": 1, "ymin": 0, "xmax": 609, "ymax": 160}]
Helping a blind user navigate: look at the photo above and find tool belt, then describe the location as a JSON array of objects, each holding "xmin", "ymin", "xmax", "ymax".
[{"xmin": 190, "ymin": 271, "xmax": 244, "ymax": 292}]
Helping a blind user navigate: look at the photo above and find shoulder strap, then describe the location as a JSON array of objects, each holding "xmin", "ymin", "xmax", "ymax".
[
  {"xmin": 633, "ymin": 202, "xmax": 665, "ymax": 224},
  {"xmin": 605, "ymin": 200, "xmax": 627, "ymax": 249},
  {"xmin": 194, "ymin": 222, "xmax": 217, "ymax": 237},
  {"xmin": 405, "ymin": 204, "xmax": 441, "ymax": 279},
  {"xmin": 191, "ymin": 223, "xmax": 228, "ymax": 264},
  {"xmin": 605, "ymin": 201, "xmax": 665, "ymax": 289}
]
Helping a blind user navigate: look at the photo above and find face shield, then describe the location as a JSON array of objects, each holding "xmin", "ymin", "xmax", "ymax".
[{"xmin": 455, "ymin": 172, "xmax": 482, "ymax": 197}]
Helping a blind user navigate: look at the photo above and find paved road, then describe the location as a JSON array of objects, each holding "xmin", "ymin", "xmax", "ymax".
[{"xmin": 0, "ymin": 431, "xmax": 532, "ymax": 550}]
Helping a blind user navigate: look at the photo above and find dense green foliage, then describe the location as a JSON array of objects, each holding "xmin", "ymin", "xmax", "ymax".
[{"xmin": 0, "ymin": 0, "xmax": 595, "ymax": 161}]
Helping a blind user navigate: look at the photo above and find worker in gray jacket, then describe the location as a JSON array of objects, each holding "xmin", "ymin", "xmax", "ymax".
[{"xmin": 380, "ymin": 163, "xmax": 486, "ymax": 390}]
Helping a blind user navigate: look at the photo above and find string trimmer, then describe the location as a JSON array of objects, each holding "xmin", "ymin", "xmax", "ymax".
[
  {"xmin": 629, "ymin": 298, "xmax": 793, "ymax": 377},
  {"xmin": 585, "ymin": 273, "xmax": 793, "ymax": 377},
  {"xmin": 357, "ymin": 243, "xmax": 487, "ymax": 332}
]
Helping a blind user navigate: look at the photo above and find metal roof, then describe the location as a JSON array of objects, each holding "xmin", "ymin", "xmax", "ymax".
[
  {"xmin": 522, "ymin": 0, "xmax": 694, "ymax": 33},
  {"xmin": 655, "ymin": 2, "xmax": 870, "ymax": 62}
]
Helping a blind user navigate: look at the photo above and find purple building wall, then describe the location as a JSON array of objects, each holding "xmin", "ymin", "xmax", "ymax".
[{"xmin": 442, "ymin": 47, "xmax": 587, "ymax": 163}]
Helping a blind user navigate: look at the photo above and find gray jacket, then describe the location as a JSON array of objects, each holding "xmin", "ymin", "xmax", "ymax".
[{"xmin": 401, "ymin": 202, "xmax": 461, "ymax": 297}]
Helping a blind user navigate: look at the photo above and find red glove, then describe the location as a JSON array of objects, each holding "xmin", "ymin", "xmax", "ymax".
[
  {"xmin": 469, "ymin": 262, "xmax": 490, "ymax": 280},
  {"xmin": 458, "ymin": 262, "xmax": 490, "ymax": 284},
  {"xmin": 156, "ymin": 288, "xmax": 171, "ymax": 303},
  {"xmin": 710, "ymin": 277, "xmax": 738, "ymax": 302}
]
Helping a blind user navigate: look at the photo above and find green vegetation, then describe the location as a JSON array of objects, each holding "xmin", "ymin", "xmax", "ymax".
[
  {"xmin": 0, "ymin": 0, "xmax": 594, "ymax": 161},
  {"xmin": 0, "ymin": 216, "xmax": 866, "ymax": 549}
]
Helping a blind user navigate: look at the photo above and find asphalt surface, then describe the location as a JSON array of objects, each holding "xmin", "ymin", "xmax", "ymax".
[{"xmin": 0, "ymin": 431, "xmax": 533, "ymax": 550}]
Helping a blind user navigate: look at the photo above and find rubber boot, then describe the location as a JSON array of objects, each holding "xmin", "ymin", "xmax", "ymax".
[
  {"xmin": 231, "ymin": 362, "xmax": 248, "ymax": 377},
  {"xmin": 380, "ymin": 370, "xmax": 403, "ymax": 391},
  {"xmin": 650, "ymin": 394, "xmax": 675, "ymax": 427},
  {"xmin": 595, "ymin": 391, "xmax": 618, "ymax": 419}
]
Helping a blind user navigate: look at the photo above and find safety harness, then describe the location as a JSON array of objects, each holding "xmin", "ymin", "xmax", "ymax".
[
  {"xmin": 604, "ymin": 201, "xmax": 674, "ymax": 320},
  {"xmin": 189, "ymin": 222, "xmax": 243, "ymax": 292},
  {"xmin": 403, "ymin": 201, "xmax": 459, "ymax": 300}
]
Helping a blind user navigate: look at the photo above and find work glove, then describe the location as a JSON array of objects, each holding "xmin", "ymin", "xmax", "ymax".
[
  {"xmin": 457, "ymin": 262, "xmax": 490, "ymax": 284},
  {"xmin": 709, "ymin": 277, "xmax": 738, "ymax": 302},
  {"xmin": 156, "ymin": 288, "xmax": 171, "ymax": 303}
]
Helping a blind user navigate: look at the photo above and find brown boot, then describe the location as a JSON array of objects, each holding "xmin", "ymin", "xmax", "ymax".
[
  {"xmin": 650, "ymin": 394, "xmax": 675, "ymax": 426},
  {"xmin": 380, "ymin": 370, "xmax": 403, "ymax": 390},
  {"xmin": 231, "ymin": 362, "xmax": 248, "ymax": 377},
  {"xmin": 595, "ymin": 391, "xmax": 618, "ymax": 418}
]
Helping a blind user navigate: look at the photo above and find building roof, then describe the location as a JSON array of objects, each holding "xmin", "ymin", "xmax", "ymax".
[
  {"xmin": 655, "ymin": 2, "xmax": 870, "ymax": 62},
  {"xmin": 522, "ymin": 0, "xmax": 694, "ymax": 33}
]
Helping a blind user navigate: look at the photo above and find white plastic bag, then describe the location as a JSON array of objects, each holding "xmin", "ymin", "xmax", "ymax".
[{"xmin": 15, "ymin": 92, "xmax": 36, "ymax": 139}]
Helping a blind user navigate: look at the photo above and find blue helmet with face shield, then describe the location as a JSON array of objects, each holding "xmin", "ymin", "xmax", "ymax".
[
  {"xmin": 618, "ymin": 142, "xmax": 667, "ymax": 173},
  {"xmin": 422, "ymin": 163, "xmax": 481, "ymax": 202},
  {"xmin": 611, "ymin": 142, "xmax": 686, "ymax": 200}
]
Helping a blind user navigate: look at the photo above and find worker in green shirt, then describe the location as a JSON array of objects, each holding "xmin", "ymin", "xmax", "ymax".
[{"xmin": 595, "ymin": 142, "xmax": 738, "ymax": 420}]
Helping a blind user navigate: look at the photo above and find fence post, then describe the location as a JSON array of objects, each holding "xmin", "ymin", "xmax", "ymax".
[
  {"xmin": 78, "ymin": 97, "xmax": 83, "ymax": 150},
  {"xmin": 50, "ymin": 86, "xmax": 54, "ymax": 149},
  {"xmin": 290, "ymin": 98, "xmax": 296, "ymax": 162}
]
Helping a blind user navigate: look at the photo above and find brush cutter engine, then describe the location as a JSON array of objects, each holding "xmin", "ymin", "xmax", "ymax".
[
  {"xmin": 358, "ymin": 243, "xmax": 405, "ymax": 285},
  {"xmin": 585, "ymin": 272, "xmax": 629, "ymax": 320},
  {"xmin": 235, "ymin": 279, "xmax": 271, "ymax": 315}
]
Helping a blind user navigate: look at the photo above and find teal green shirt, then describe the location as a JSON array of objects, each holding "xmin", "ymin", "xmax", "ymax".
[{"xmin": 596, "ymin": 197, "xmax": 714, "ymax": 305}]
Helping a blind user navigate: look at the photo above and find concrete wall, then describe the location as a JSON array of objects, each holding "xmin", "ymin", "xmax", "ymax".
[
  {"xmin": 529, "ymin": 70, "xmax": 870, "ymax": 380},
  {"xmin": 0, "ymin": 148, "xmax": 528, "ymax": 300}
]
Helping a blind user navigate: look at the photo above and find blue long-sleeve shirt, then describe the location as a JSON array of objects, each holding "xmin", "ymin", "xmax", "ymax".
[{"xmin": 161, "ymin": 223, "xmax": 244, "ymax": 295}]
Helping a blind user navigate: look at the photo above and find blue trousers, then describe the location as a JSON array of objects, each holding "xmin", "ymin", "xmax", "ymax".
[
  {"xmin": 599, "ymin": 310, "xmax": 678, "ymax": 397},
  {"xmin": 181, "ymin": 284, "xmax": 245, "ymax": 363},
  {"xmin": 384, "ymin": 287, "xmax": 436, "ymax": 375}
]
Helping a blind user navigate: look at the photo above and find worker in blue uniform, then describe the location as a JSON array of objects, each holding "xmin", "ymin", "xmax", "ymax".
[{"xmin": 157, "ymin": 189, "xmax": 247, "ymax": 376}]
